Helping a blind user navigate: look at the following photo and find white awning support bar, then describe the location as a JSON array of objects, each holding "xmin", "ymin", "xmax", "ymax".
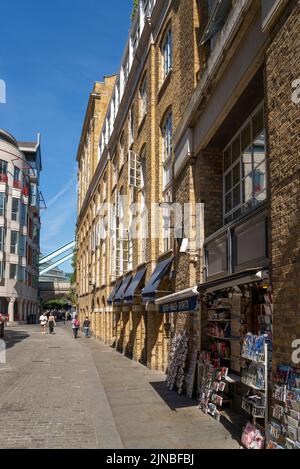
[{"xmin": 155, "ymin": 286, "xmax": 199, "ymax": 305}]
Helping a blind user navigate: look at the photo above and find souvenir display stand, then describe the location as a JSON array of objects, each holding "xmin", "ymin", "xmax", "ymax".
[
  {"xmin": 267, "ymin": 365, "xmax": 300, "ymax": 449},
  {"xmin": 240, "ymin": 336, "xmax": 270, "ymax": 449},
  {"xmin": 166, "ymin": 330, "xmax": 189, "ymax": 394}
]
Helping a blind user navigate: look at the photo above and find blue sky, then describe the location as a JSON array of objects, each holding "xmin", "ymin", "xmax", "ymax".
[{"xmin": 0, "ymin": 0, "xmax": 132, "ymax": 272}]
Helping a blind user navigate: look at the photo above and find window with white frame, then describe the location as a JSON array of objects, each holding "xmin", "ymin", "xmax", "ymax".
[
  {"xmin": 127, "ymin": 187, "xmax": 134, "ymax": 272},
  {"xmin": 161, "ymin": 28, "xmax": 172, "ymax": 82},
  {"xmin": 129, "ymin": 151, "xmax": 141, "ymax": 188},
  {"xmin": 162, "ymin": 192, "xmax": 172, "ymax": 253},
  {"xmin": 123, "ymin": 56, "xmax": 129, "ymax": 87},
  {"xmin": 9, "ymin": 263, "xmax": 17, "ymax": 280},
  {"xmin": 115, "ymin": 84, "xmax": 119, "ymax": 110},
  {"xmin": 103, "ymin": 172, "xmax": 107, "ymax": 201},
  {"xmin": 101, "ymin": 240, "xmax": 106, "ymax": 285},
  {"xmin": 107, "ymin": 113, "xmax": 111, "ymax": 140},
  {"xmin": 132, "ymin": 25, "xmax": 140, "ymax": 56},
  {"xmin": 111, "ymin": 97, "xmax": 115, "ymax": 123},
  {"xmin": 161, "ymin": 111, "xmax": 172, "ymax": 191},
  {"xmin": 0, "ymin": 192, "xmax": 6, "ymax": 217},
  {"xmin": 119, "ymin": 133, "xmax": 125, "ymax": 168},
  {"xmin": 0, "ymin": 260, "xmax": 5, "ymax": 278},
  {"xmin": 112, "ymin": 158, "xmax": 118, "ymax": 188},
  {"xmin": 10, "ymin": 230, "xmax": 18, "ymax": 254},
  {"xmin": 223, "ymin": 104, "xmax": 266, "ymax": 225},
  {"xmin": 11, "ymin": 198, "xmax": 19, "ymax": 221},
  {"xmin": 0, "ymin": 160, "xmax": 7, "ymax": 176},
  {"xmin": 142, "ymin": 0, "xmax": 150, "ymax": 16},
  {"xmin": 0, "ymin": 227, "xmax": 5, "ymax": 251},
  {"xmin": 140, "ymin": 148, "xmax": 147, "ymax": 264},
  {"xmin": 129, "ymin": 106, "xmax": 135, "ymax": 147},
  {"xmin": 140, "ymin": 76, "xmax": 147, "ymax": 121}
]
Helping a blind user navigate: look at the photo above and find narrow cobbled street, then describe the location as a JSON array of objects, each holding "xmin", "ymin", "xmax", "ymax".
[{"xmin": 0, "ymin": 324, "xmax": 240, "ymax": 449}]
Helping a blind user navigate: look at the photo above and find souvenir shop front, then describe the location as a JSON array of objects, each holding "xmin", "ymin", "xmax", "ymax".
[{"xmin": 197, "ymin": 268, "xmax": 273, "ymax": 449}]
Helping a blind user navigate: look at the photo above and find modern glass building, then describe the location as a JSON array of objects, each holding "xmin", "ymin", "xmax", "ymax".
[{"xmin": 0, "ymin": 128, "xmax": 42, "ymax": 322}]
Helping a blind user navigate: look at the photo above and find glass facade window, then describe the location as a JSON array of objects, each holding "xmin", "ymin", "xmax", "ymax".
[
  {"xmin": 0, "ymin": 260, "xmax": 5, "ymax": 279},
  {"xmin": 0, "ymin": 193, "xmax": 6, "ymax": 217},
  {"xmin": 10, "ymin": 230, "xmax": 18, "ymax": 254},
  {"xmin": 162, "ymin": 111, "xmax": 172, "ymax": 191},
  {"xmin": 20, "ymin": 203, "xmax": 27, "ymax": 226},
  {"xmin": 9, "ymin": 263, "xmax": 17, "ymax": 280},
  {"xmin": 17, "ymin": 265, "xmax": 26, "ymax": 282},
  {"xmin": 11, "ymin": 198, "xmax": 19, "ymax": 221},
  {"xmin": 161, "ymin": 28, "xmax": 172, "ymax": 81},
  {"xmin": 223, "ymin": 105, "xmax": 266, "ymax": 225},
  {"xmin": 18, "ymin": 234, "xmax": 26, "ymax": 257},
  {"xmin": 0, "ymin": 226, "xmax": 6, "ymax": 251},
  {"xmin": 0, "ymin": 160, "xmax": 7, "ymax": 175},
  {"xmin": 14, "ymin": 166, "xmax": 20, "ymax": 181},
  {"xmin": 30, "ymin": 183, "xmax": 37, "ymax": 206}
]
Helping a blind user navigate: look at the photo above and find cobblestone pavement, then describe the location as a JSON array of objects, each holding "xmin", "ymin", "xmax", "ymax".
[{"xmin": 0, "ymin": 324, "xmax": 240, "ymax": 449}]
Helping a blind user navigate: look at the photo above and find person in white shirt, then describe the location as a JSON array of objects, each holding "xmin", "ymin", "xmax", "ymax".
[{"xmin": 39, "ymin": 313, "xmax": 48, "ymax": 334}]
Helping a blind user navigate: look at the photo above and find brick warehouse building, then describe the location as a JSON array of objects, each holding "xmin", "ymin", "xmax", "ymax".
[
  {"xmin": 77, "ymin": 0, "xmax": 202, "ymax": 371},
  {"xmin": 77, "ymin": 0, "xmax": 300, "ymax": 447}
]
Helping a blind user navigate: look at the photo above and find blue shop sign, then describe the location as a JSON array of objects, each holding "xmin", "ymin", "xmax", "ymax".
[{"xmin": 159, "ymin": 296, "xmax": 198, "ymax": 314}]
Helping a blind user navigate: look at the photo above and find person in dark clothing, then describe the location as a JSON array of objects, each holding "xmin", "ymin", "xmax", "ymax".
[
  {"xmin": 48, "ymin": 313, "xmax": 56, "ymax": 334},
  {"xmin": 83, "ymin": 317, "xmax": 91, "ymax": 338}
]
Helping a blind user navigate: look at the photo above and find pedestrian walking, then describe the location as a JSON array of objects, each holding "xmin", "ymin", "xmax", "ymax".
[
  {"xmin": 48, "ymin": 313, "xmax": 56, "ymax": 335},
  {"xmin": 72, "ymin": 315, "xmax": 80, "ymax": 339},
  {"xmin": 83, "ymin": 317, "xmax": 91, "ymax": 338},
  {"xmin": 39, "ymin": 312, "xmax": 48, "ymax": 334}
]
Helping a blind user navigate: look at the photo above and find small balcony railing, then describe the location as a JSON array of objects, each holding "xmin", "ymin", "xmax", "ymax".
[
  {"xmin": 0, "ymin": 173, "xmax": 8, "ymax": 183},
  {"xmin": 22, "ymin": 186, "xmax": 29, "ymax": 197},
  {"xmin": 13, "ymin": 180, "xmax": 22, "ymax": 189}
]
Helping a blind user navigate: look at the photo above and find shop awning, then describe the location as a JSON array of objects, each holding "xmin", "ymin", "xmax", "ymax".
[
  {"xmin": 198, "ymin": 268, "xmax": 268, "ymax": 294},
  {"xmin": 114, "ymin": 273, "xmax": 133, "ymax": 305},
  {"xmin": 200, "ymin": 0, "xmax": 232, "ymax": 45},
  {"xmin": 123, "ymin": 265, "xmax": 147, "ymax": 305},
  {"xmin": 107, "ymin": 280, "xmax": 123, "ymax": 305},
  {"xmin": 155, "ymin": 286, "xmax": 199, "ymax": 313},
  {"xmin": 141, "ymin": 256, "xmax": 174, "ymax": 304}
]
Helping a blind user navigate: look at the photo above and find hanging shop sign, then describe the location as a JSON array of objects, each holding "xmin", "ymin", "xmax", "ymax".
[{"xmin": 159, "ymin": 296, "xmax": 198, "ymax": 314}]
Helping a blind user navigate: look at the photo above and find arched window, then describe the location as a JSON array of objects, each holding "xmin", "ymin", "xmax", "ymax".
[
  {"xmin": 161, "ymin": 27, "xmax": 172, "ymax": 82},
  {"xmin": 161, "ymin": 110, "xmax": 172, "ymax": 192}
]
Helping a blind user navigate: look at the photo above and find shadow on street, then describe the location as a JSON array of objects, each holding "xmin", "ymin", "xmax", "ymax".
[
  {"xmin": 149, "ymin": 381, "xmax": 198, "ymax": 411},
  {"xmin": 150, "ymin": 380, "xmax": 244, "ymax": 446},
  {"xmin": 3, "ymin": 328, "xmax": 30, "ymax": 350}
]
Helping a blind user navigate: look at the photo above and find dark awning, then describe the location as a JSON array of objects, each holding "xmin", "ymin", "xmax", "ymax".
[
  {"xmin": 198, "ymin": 268, "xmax": 268, "ymax": 294},
  {"xmin": 142, "ymin": 256, "xmax": 174, "ymax": 304},
  {"xmin": 124, "ymin": 266, "xmax": 147, "ymax": 305},
  {"xmin": 107, "ymin": 280, "xmax": 123, "ymax": 305},
  {"xmin": 200, "ymin": 0, "xmax": 232, "ymax": 45},
  {"xmin": 114, "ymin": 274, "xmax": 133, "ymax": 305}
]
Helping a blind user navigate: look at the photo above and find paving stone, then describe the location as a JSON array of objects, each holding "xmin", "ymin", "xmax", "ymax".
[{"xmin": 0, "ymin": 324, "xmax": 240, "ymax": 449}]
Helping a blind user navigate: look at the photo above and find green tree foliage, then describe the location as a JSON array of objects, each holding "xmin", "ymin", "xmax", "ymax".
[
  {"xmin": 42, "ymin": 299, "xmax": 71, "ymax": 311},
  {"xmin": 132, "ymin": 0, "xmax": 139, "ymax": 21}
]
